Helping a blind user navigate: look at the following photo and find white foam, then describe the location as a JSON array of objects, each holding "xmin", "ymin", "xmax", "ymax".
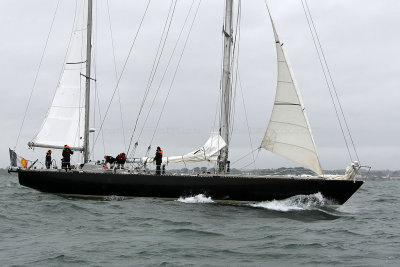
[
  {"xmin": 103, "ymin": 195, "xmax": 126, "ymax": 201},
  {"xmin": 177, "ymin": 194, "xmax": 214, "ymax": 204},
  {"xmin": 250, "ymin": 192, "xmax": 327, "ymax": 211}
]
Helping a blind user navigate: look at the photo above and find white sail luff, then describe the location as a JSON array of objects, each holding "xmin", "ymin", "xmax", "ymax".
[
  {"xmin": 30, "ymin": 9, "xmax": 87, "ymax": 150},
  {"xmin": 261, "ymin": 10, "xmax": 323, "ymax": 175}
]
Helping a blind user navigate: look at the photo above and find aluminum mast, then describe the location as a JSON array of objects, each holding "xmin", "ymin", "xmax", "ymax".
[
  {"xmin": 218, "ymin": 0, "xmax": 234, "ymax": 173},
  {"xmin": 83, "ymin": 0, "xmax": 93, "ymax": 163}
]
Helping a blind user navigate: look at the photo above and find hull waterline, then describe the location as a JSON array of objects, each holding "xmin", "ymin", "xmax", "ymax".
[{"xmin": 17, "ymin": 170, "xmax": 363, "ymax": 205}]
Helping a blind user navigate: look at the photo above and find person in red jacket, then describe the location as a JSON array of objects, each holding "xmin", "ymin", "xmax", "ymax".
[
  {"xmin": 115, "ymin": 153, "xmax": 126, "ymax": 169},
  {"xmin": 154, "ymin": 147, "xmax": 163, "ymax": 175},
  {"xmin": 45, "ymin": 150, "xmax": 52, "ymax": 169},
  {"xmin": 62, "ymin": 145, "xmax": 73, "ymax": 171}
]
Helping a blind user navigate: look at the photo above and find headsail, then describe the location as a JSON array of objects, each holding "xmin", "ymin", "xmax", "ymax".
[
  {"xmin": 29, "ymin": 10, "xmax": 87, "ymax": 151},
  {"xmin": 261, "ymin": 9, "xmax": 323, "ymax": 175},
  {"xmin": 128, "ymin": 133, "xmax": 226, "ymax": 165}
]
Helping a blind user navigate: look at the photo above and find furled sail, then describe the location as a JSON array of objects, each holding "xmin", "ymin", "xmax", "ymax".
[
  {"xmin": 128, "ymin": 133, "xmax": 226, "ymax": 165},
  {"xmin": 29, "ymin": 13, "xmax": 87, "ymax": 151},
  {"xmin": 261, "ymin": 14, "xmax": 323, "ymax": 175}
]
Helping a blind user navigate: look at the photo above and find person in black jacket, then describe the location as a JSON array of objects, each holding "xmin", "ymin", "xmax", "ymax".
[
  {"xmin": 104, "ymin": 155, "xmax": 116, "ymax": 169},
  {"xmin": 154, "ymin": 147, "xmax": 163, "ymax": 175},
  {"xmin": 45, "ymin": 150, "xmax": 52, "ymax": 169},
  {"xmin": 62, "ymin": 145, "xmax": 73, "ymax": 171}
]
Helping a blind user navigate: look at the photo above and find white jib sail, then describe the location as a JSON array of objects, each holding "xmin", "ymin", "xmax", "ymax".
[
  {"xmin": 29, "ymin": 12, "xmax": 87, "ymax": 151},
  {"xmin": 128, "ymin": 133, "xmax": 227, "ymax": 165},
  {"xmin": 261, "ymin": 14, "xmax": 323, "ymax": 175}
]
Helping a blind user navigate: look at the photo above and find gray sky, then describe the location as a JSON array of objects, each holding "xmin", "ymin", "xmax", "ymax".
[{"xmin": 0, "ymin": 0, "xmax": 399, "ymax": 170}]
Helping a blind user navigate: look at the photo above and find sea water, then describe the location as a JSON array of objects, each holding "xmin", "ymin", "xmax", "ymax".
[{"xmin": 1, "ymin": 172, "xmax": 399, "ymax": 266}]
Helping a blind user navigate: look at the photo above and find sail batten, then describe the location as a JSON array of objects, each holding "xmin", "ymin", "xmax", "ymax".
[
  {"xmin": 269, "ymin": 120, "xmax": 310, "ymax": 129},
  {"xmin": 261, "ymin": 11, "xmax": 323, "ymax": 175}
]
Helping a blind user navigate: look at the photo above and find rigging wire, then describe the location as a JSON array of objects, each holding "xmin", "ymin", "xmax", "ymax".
[
  {"xmin": 215, "ymin": 1, "xmax": 226, "ymax": 135},
  {"xmin": 146, "ymin": 0, "xmax": 203, "ymax": 152},
  {"xmin": 211, "ymin": 83, "xmax": 222, "ymax": 134},
  {"xmin": 231, "ymin": 145, "xmax": 260, "ymax": 171},
  {"xmin": 91, "ymin": 0, "xmax": 106, "ymax": 158},
  {"xmin": 209, "ymin": 4, "xmax": 228, "ymax": 170},
  {"xmin": 93, "ymin": 75, "xmax": 106, "ymax": 156},
  {"xmin": 228, "ymin": 0, "xmax": 258, "ymax": 170},
  {"xmin": 29, "ymin": 0, "xmax": 80, "ymax": 157},
  {"xmin": 127, "ymin": 0, "xmax": 198, "ymax": 158},
  {"xmin": 298, "ymin": 0, "xmax": 353, "ymax": 163},
  {"xmin": 133, "ymin": 0, "xmax": 191, "ymax": 151},
  {"xmin": 226, "ymin": 1, "xmax": 258, "ymax": 170},
  {"xmin": 238, "ymin": 72, "xmax": 257, "ymax": 169},
  {"xmin": 14, "ymin": 0, "xmax": 61, "ymax": 150},
  {"xmin": 126, "ymin": 0, "xmax": 179, "ymax": 157},
  {"xmin": 212, "ymin": 1, "xmax": 228, "ymax": 171},
  {"xmin": 230, "ymin": 148, "xmax": 258, "ymax": 165},
  {"xmin": 76, "ymin": 1, "xmax": 86, "ymax": 163},
  {"xmin": 141, "ymin": 0, "xmax": 178, "ymax": 116},
  {"xmin": 91, "ymin": 0, "xmax": 98, "ymax": 159},
  {"xmin": 228, "ymin": 0, "xmax": 242, "ymax": 142},
  {"xmin": 26, "ymin": 0, "xmax": 86, "ymax": 160},
  {"xmin": 93, "ymin": 82, "xmax": 106, "ymax": 156},
  {"xmin": 92, "ymin": 0, "xmax": 152, "ymax": 150},
  {"xmin": 298, "ymin": 0, "xmax": 353, "ymax": 162},
  {"xmin": 132, "ymin": 1, "xmax": 179, "ymax": 156},
  {"xmin": 301, "ymin": 0, "xmax": 360, "ymax": 163},
  {"xmin": 106, "ymin": 0, "xmax": 127, "ymax": 152},
  {"xmin": 213, "ymin": 10, "xmax": 225, "ymax": 135}
]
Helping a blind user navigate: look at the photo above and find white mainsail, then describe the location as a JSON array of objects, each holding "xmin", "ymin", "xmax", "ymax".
[
  {"xmin": 29, "ymin": 12, "xmax": 87, "ymax": 151},
  {"xmin": 128, "ymin": 133, "xmax": 226, "ymax": 165},
  {"xmin": 261, "ymin": 14, "xmax": 323, "ymax": 175}
]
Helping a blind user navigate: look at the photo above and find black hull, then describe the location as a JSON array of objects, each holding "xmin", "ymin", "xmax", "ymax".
[{"xmin": 18, "ymin": 170, "xmax": 363, "ymax": 205}]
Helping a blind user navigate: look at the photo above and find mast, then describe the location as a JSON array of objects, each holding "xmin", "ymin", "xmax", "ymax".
[
  {"xmin": 218, "ymin": 0, "xmax": 234, "ymax": 173},
  {"xmin": 83, "ymin": 0, "xmax": 93, "ymax": 163}
]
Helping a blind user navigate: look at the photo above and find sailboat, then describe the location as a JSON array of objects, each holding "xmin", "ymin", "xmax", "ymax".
[{"xmin": 10, "ymin": 0, "xmax": 363, "ymax": 205}]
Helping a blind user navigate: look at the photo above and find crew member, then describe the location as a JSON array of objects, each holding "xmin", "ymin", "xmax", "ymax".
[
  {"xmin": 104, "ymin": 155, "xmax": 116, "ymax": 169},
  {"xmin": 45, "ymin": 150, "xmax": 52, "ymax": 169},
  {"xmin": 62, "ymin": 145, "xmax": 74, "ymax": 171},
  {"xmin": 154, "ymin": 147, "xmax": 163, "ymax": 175},
  {"xmin": 115, "ymin": 153, "xmax": 126, "ymax": 169}
]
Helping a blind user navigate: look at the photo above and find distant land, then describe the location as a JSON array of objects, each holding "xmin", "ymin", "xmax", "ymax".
[{"xmin": 1, "ymin": 167, "xmax": 399, "ymax": 181}]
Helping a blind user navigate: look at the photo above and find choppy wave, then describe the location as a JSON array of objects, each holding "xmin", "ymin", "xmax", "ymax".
[
  {"xmin": 177, "ymin": 194, "xmax": 214, "ymax": 203},
  {"xmin": 250, "ymin": 192, "xmax": 327, "ymax": 211},
  {"xmin": 166, "ymin": 228, "xmax": 224, "ymax": 237}
]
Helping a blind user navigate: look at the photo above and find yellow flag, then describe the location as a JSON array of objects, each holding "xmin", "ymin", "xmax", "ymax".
[{"xmin": 21, "ymin": 158, "xmax": 27, "ymax": 168}]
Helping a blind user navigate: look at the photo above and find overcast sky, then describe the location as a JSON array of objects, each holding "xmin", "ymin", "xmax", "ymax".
[{"xmin": 0, "ymin": 0, "xmax": 399, "ymax": 170}]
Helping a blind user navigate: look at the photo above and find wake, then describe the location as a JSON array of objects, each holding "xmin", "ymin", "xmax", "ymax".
[
  {"xmin": 250, "ymin": 193, "xmax": 329, "ymax": 211},
  {"xmin": 177, "ymin": 194, "xmax": 214, "ymax": 204}
]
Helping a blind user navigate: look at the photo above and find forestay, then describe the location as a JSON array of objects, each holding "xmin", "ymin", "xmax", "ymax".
[
  {"xmin": 261, "ymin": 14, "xmax": 323, "ymax": 175},
  {"xmin": 29, "ymin": 10, "xmax": 87, "ymax": 151},
  {"xmin": 128, "ymin": 133, "xmax": 226, "ymax": 165}
]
